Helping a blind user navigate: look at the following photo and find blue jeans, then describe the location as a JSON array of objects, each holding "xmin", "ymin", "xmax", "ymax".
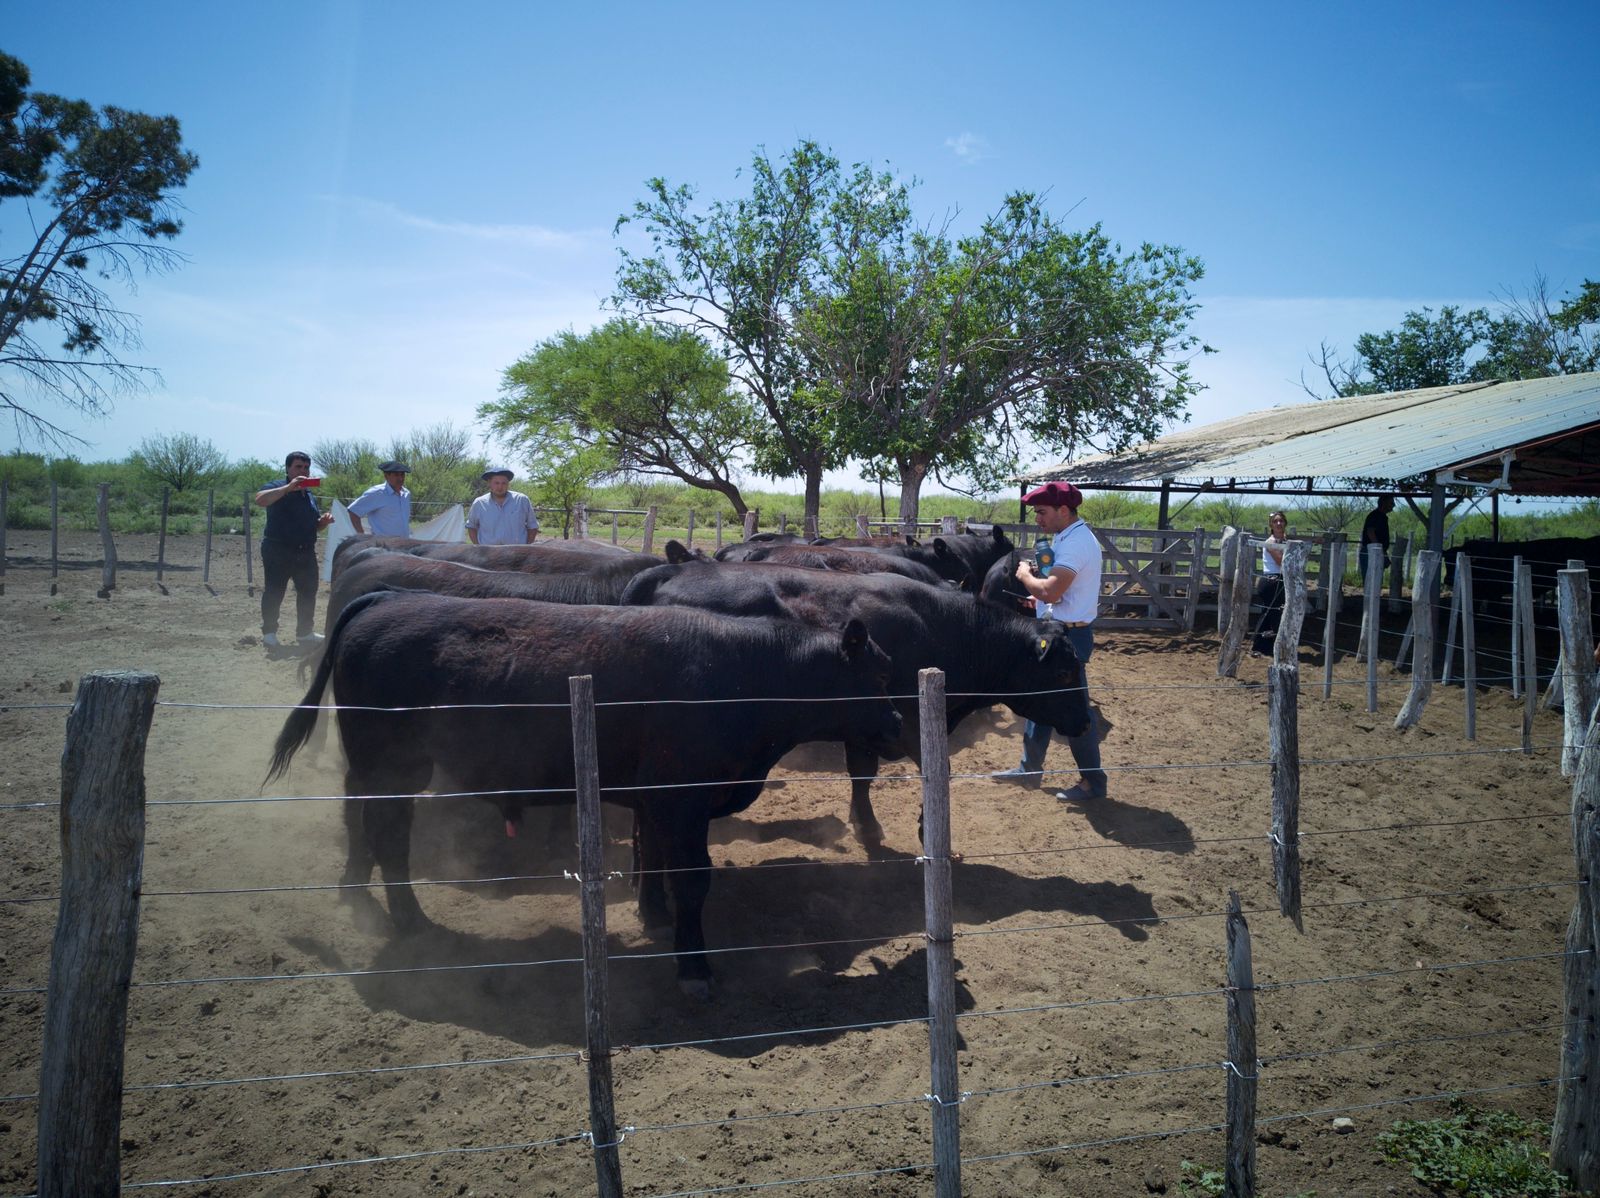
[{"xmin": 1019, "ymin": 625, "xmax": 1105, "ymax": 795}]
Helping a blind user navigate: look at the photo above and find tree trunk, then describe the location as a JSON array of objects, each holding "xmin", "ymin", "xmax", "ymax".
[
  {"xmin": 803, "ymin": 464, "xmax": 822, "ymax": 522},
  {"xmin": 897, "ymin": 459, "xmax": 929, "ymax": 524}
]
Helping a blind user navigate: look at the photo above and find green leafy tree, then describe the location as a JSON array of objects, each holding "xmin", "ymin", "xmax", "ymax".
[
  {"xmin": 800, "ymin": 191, "xmax": 1209, "ymax": 520},
  {"xmin": 1306, "ymin": 276, "xmax": 1598, "ymax": 397},
  {"xmin": 524, "ymin": 433, "xmax": 613, "ymax": 537},
  {"xmin": 131, "ymin": 431, "xmax": 226, "ymax": 492},
  {"xmin": 0, "ymin": 52, "xmax": 199, "ymax": 447},
  {"xmin": 612, "ymin": 142, "xmax": 852, "ymax": 520},
  {"xmin": 483, "ymin": 318, "xmax": 761, "ymax": 515}
]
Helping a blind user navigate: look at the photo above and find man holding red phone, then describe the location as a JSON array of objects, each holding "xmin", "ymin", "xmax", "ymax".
[{"xmin": 253, "ymin": 450, "xmax": 334, "ymax": 650}]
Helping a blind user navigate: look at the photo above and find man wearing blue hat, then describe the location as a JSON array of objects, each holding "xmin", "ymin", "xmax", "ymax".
[
  {"xmin": 467, "ymin": 467, "xmax": 540, "ymax": 545},
  {"xmin": 992, "ymin": 480, "xmax": 1109, "ymax": 802}
]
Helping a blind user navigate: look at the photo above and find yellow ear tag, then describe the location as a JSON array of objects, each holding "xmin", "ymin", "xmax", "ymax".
[{"xmin": 1038, "ymin": 637, "xmax": 1049, "ymax": 654}]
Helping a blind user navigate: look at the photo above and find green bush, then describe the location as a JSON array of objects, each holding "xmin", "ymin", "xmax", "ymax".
[{"xmin": 1377, "ymin": 1102, "xmax": 1567, "ymax": 1197}]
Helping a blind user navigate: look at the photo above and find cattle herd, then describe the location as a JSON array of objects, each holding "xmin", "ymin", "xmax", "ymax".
[{"xmin": 265, "ymin": 526, "xmax": 1100, "ymax": 996}]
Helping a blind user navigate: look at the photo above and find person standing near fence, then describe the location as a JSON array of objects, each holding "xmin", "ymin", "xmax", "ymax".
[
  {"xmin": 254, "ymin": 451, "xmax": 334, "ymax": 649},
  {"xmin": 991, "ymin": 481, "xmax": 1108, "ymax": 803},
  {"xmin": 466, "ymin": 466, "xmax": 539, "ymax": 545},
  {"xmin": 1361, "ymin": 495, "xmax": 1394, "ymax": 582},
  {"xmin": 347, "ymin": 460, "xmax": 412, "ymax": 536},
  {"xmin": 1250, "ymin": 511, "xmax": 1288, "ymax": 657}
]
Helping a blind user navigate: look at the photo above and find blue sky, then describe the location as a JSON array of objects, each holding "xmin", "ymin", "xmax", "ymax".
[{"xmin": 4, "ymin": 1, "xmax": 1598, "ymax": 491}]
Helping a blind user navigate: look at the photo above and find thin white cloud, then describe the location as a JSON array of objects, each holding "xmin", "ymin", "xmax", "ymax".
[
  {"xmin": 944, "ymin": 132, "xmax": 989, "ymax": 164},
  {"xmin": 330, "ymin": 196, "xmax": 594, "ymax": 250}
]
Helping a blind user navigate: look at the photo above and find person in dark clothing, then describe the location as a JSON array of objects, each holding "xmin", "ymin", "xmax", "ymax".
[
  {"xmin": 1360, "ymin": 495, "xmax": 1395, "ymax": 582},
  {"xmin": 254, "ymin": 450, "xmax": 333, "ymax": 649},
  {"xmin": 1251, "ymin": 512, "xmax": 1288, "ymax": 656}
]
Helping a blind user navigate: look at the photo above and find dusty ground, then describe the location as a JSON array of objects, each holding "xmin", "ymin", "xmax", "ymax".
[{"xmin": 0, "ymin": 530, "xmax": 1584, "ymax": 1196}]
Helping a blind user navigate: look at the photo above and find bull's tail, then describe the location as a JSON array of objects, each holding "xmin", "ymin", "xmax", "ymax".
[{"xmin": 265, "ymin": 591, "xmax": 390, "ymax": 784}]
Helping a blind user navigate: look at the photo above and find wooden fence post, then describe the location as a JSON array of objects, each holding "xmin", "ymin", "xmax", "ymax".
[
  {"xmin": 940, "ymin": 515, "xmax": 958, "ymax": 535},
  {"xmin": 779, "ymin": 511, "xmax": 788, "ymax": 534},
  {"xmin": 1225, "ymin": 891, "xmax": 1257, "ymax": 1197},
  {"xmin": 1518, "ymin": 560, "xmax": 1536, "ymax": 755},
  {"xmin": 36, "ymin": 669, "xmax": 161, "ymax": 1198},
  {"xmin": 1269, "ymin": 662, "xmax": 1303, "ymax": 928},
  {"xmin": 1363, "ymin": 544, "xmax": 1382, "ymax": 713},
  {"xmin": 1441, "ymin": 556, "xmax": 1463, "ymax": 685},
  {"xmin": 856, "ymin": 514, "xmax": 870, "ymax": 538},
  {"xmin": 1543, "ymin": 560, "xmax": 1586, "ymax": 713},
  {"xmin": 1185, "ymin": 527, "xmax": 1206, "ymax": 635},
  {"xmin": 1459, "ymin": 555, "xmax": 1477, "ymax": 740},
  {"xmin": 918, "ymin": 668, "xmax": 962, "ymax": 1198},
  {"xmin": 1511, "ymin": 555, "xmax": 1524, "ymax": 699},
  {"xmin": 743, "ymin": 511, "xmax": 757, "ymax": 540},
  {"xmin": 96, "ymin": 484, "xmax": 116, "ymax": 600},
  {"xmin": 806, "ymin": 514, "xmax": 820, "ymax": 540},
  {"xmin": 1217, "ymin": 527, "xmax": 1240, "ymax": 640},
  {"xmin": 1394, "ymin": 551, "xmax": 1440, "ymax": 730},
  {"xmin": 1321, "ymin": 539, "xmax": 1346, "ymax": 700},
  {"xmin": 1217, "ymin": 532, "xmax": 1252, "ymax": 678},
  {"xmin": 50, "ymin": 480, "xmax": 59, "ymax": 595},
  {"xmin": 1552, "ymin": 700, "xmax": 1600, "ymax": 1188},
  {"xmin": 685, "ymin": 509, "xmax": 696, "ymax": 548},
  {"xmin": 568, "ymin": 675, "xmax": 624, "ymax": 1198},
  {"xmin": 1274, "ymin": 541, "xmax": 1307, "ymax": 667},
  {"xmin": 0, "ymin": 478, "xmax": 8, "ymax": 596},
  {"xmin": 242, "ymin": 494, "xmax": 254, "ymax": 596},
  {"xmin": 1557, "ymin": 569, "xmax": 1597, "ymax": 778},
  {"xmin": 155, "ymin": 488, "xmax": 170, "ymax": 591},
  {"xmin": 714, "ymin": 512, "xmax": 723, "ymax": 550},
  {"xmin": 202, "ymin": 490, "xmax": 214, "ymax": 586},
  {"xmin": 611, "ymin": 511, "xmax": 619, "ymax": 546},
  {"xmin": 641, "ymin": 505, "xmax": 658, "ymax": 554}
]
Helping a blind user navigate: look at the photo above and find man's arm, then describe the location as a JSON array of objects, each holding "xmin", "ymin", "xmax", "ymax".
[
  {"xmin": 1015, "ymin": 560, "xmax": 1076, "ymax": 605},
  {"xmin": 526, "ymin": 527, "xmax": 537, "ymax": 544},
  {"xmin": 467, "ymin": 527, "xmax": 480, "ymax": 545},
  {"xmin": 254, "ymin": 479, "xmax": 305, "ymax": 508},
  {"xmin": 349, "ymin": 514, "xmax": 364, "ymax": 534}
]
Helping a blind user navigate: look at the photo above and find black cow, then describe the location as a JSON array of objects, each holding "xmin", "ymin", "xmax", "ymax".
[
  {"xmin": 713, "ymin": 543, "xmax": 948, "ymax": 587},
  {"xmin": 266, "ymin": 592, "xmax": 901, "ymax": 995},
  {"xmin": 1445, "ymin": 536, "xmax": 1600, "ymax": 603},
  {"xmin": 620, "ymin": 559, "xmax": 1091, "ymax": 845},
  {"xmin": 836, "ymin": 527, "xmax": 1014, "ymax": 592},
  {"xmin": 329, "ymin": 535, "xmax": 673, "ymax": 583}
]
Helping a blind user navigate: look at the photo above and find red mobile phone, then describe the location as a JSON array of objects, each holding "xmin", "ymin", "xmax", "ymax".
[{"xmin": 302, "ymin": 477, "xmax": 322, "ymax": 487}]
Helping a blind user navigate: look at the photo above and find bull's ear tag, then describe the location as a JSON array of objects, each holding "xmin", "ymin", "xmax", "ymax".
[{"xmin": 1037, "ymin": 636, "xmax": 1050, "ymax": 659}]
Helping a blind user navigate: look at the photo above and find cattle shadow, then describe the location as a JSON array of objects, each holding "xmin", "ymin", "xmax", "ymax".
[
  {"xmin": 1054, "ymin": 792, "xmax": 1196, "ymax": 855},
  {"xmin": 287, "ymin": 851, "xmax": 1156, "ymax": 1058}
]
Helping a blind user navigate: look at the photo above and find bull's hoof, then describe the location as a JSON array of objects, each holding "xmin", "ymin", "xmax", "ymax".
[
  {"xmin": 851, "ymin": 820, "xmax": 885, "ymax": 850},
  {"xmin": 678, "ymin": 976, "xmax": 715, "ymax": 1001},
  {"xmin": 643, "ymin": 922, "xmax": 672, "ymax": 941}
]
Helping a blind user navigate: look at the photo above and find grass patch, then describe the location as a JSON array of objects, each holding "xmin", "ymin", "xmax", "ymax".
[
  {"xmin": 1377, "ymin": 1101, "xmax": 1567, "ymax": 1196},
  {"xmin": 1179, "ymin": 1159, "xmax": 1316, "ymax": 1197}
]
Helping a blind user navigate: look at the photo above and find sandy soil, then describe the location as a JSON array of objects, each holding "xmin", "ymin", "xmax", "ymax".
[{"xmin": 0, "ymin": 530, "xmax": 1584, "ymax": 1196}]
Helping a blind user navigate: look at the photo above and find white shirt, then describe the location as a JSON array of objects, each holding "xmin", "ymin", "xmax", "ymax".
[
  {"xmin": 467, "ymin": 490, "xmax": 540, "ymax": 544},
  {"xmin": 1261, "ymin": 537, "xmax": 1285, "ymax": 576},
  {"xmin": 348, "ymin": 483, "xmax": 412, "ymax": 536},
  {"xmin": 1035, "ymin": 518, "xmax": 1102, "ymax": 625}
]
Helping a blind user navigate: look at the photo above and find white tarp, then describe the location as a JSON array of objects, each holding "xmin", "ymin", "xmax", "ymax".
[{"xmin": 320, "ymin": 501, "xmax": 468, "ymax": 581}]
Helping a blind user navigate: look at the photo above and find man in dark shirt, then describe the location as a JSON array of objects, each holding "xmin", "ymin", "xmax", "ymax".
[
  {"xmin": 254, "ymin": 451, "xmax": 334, "ymax": 649},
  {"xmin": 1360, "ymin": 495, "xmax": 1395, "ymax": 582}
]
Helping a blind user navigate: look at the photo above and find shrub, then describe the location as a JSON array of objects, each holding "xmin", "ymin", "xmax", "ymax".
[{"xmin": 1377, "ymin": 1101, "xmax": 1567, "ymax": 1197}]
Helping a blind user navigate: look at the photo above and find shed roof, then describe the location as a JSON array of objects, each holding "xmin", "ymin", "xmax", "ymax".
[{"xmin": 1029, "ymin": 372, "xmax": 1600, "ymax": 496}]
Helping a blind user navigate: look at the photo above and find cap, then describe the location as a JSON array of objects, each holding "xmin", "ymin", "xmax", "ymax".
[
  {"xmin": 378, "ymin": 460, "xmax": 411, "ymax": 474},
  {"xmin": 481, "ymin": 466, "xmax": 515, "ymax": 481},
  {"xmin": 1021, "ymin": 481, "xmax": 1083, "ymax": 508}
]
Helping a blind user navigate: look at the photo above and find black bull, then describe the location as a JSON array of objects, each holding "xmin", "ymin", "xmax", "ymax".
[
  {"xmin": 267, "ymin": 592, "xmax": 901, "ymax": 994},
  {"xmin": 619, "ymin": 559, "xmax": 1092, "ymax": 845}
]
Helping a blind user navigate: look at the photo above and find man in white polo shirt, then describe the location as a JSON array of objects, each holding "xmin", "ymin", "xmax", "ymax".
[
  {"xmin": 467, "ymin": 466, "xmax": 540, "ymax": 545},
  {"xmin": 992, "ymin": 480, "xmax": 1108, "ymax": 802},
  {"xmin": 347, "ymin": 460, "xmax": 413, "ymax": 536}
]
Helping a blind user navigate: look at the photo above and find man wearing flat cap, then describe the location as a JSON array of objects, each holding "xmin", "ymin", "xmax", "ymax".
[
  {"xmin": 347, "ymin": 460, "xmax": 413, "ymax": 536},
  {"xmin": 467, "ymin": 467, "xmax": 540, "ymax": 545},
  {"xmin": 993, "ymin": 480, "xmax": 1109, "ymax": 802}
]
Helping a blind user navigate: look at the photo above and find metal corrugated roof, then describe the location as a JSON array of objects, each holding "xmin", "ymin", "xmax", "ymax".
[{"xmin": 1031, "ymin": 373, "xmax": 1600, "ymax": 493}]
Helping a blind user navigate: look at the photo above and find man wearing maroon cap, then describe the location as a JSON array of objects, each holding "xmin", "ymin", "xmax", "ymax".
[{"xmin": 992, "ymin": 480, "xmax": 1108, "ymax": 801}]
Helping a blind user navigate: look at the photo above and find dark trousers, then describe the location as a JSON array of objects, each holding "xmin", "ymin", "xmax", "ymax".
[
  {"xmin": 1019, "ymin": 625, "xmax": 1106, "ymax": 795},
  {"xmin": 261, "ymin": 539, "xmax": 319, "ymax": 637},
  {"xmin": 1252, "ymin": 576, "xmax": 1284, "ymax": 654}
]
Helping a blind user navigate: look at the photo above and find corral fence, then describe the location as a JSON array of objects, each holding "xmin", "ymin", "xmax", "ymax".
[{"xmin": 15, "ymin": 556, "xmax": 1600, "ymax": 1195}]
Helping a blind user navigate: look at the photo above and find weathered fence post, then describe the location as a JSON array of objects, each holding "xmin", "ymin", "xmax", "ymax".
[
  {"xmin": 1518, "ymin": 560, "xmax": 1537, "ymax": 754},
  {"xmin": 714, "ymin": 512, "xmax": 723, "ymax": 550},
  {"xmin": 1557, "ymin": 569, "xmax": 1597, "ymax": 778},
  {"xmin": 568, "ymin": 675, "xmax": 624, "ymax": 1198},
  {"xmin": 1459, "ymin": 555, "xmax": 1478, "ymax": 740},
  {"xmin": 641, "ymin": 505, "xmax": 657, "ymax": 554},
  {"xmin": 37, "ymin": 669, "xmax": 161, "ymax": 1198},
  {"xmin": 155, "ymin": 487, "xmax": 170, "ymax": 591},
  {"xmin": 96, "ymin": 483, "xmax": 116, "ymax": 600},
  {"xmin": 1552, "ymin": 700, "xmax": 1600, "ymax": 1188},
  {"xmin": 202, "ymin": 489, "xmax": 214, "ymax": 586},
  {"xmin": 1269, "ymin": 660, "xmax": 1303, "ymax": 929},
  {"xmin": 1441, "ymin": 556, "xmax": 1462, "ymax": 685},
  {"xmin": 611, "ymin": 511, "xmax": 619, "ymax": 546},
  {"xmin": 1363, "ymin": 544, "xmax": 1382, "ymax": 712},
  {"xmin": 918, "ymin": 668, "xmax": 962, "ymax": 1198},
  {"xmin": 743, "ymin": 511, "xmax": 757, "ymax": 540},
  {"xmin": 1511, "ymin": 555, "xmax": 1524, "ymax": 699},
  {"xmin": 1394, "ymin": 550, "xmax": 1440, "ymax": 730},
  {"xmin": 1225, "ymin": 890, "xmax": 1257, "ymax": 1197},
  {"xmin": 50, "ymin": 480, "xmax": 59, "ymax": 595},
  {"xmin": 1185, "ymin": 527, "xmax": 1207, "ymax": 635},
  {"xmin": 1217, "ymin": 531, "xmax": 1252, "ymax": 678},
  {"xmin": 940, "ymin": 515, "xmax": 958, "ymax": 535},
  {"xmin": 242, "ymin": 494, "xmax": 254, "ymax": 596},
  {"xmin": 1321, "ymin": 539, "xmax": 1346, "ymax": 700},
  {"xmin": 1543, "ymin": 559, "xmax": 1587, "ymax": 713},
  {"xmin": 573, "ymin": 502, "xmax": 588, "ymax": 541},
  {"xmin": 856, "ymin": 514, "xmax": 870, "ymax": 538},
  {"xmin": 779, "ymin": 511, "xmax": 788, "ymax": 534},
  {"xmin": 685, "ymin": 509, "xmax": 696, "ymax": 548},
  {"xmin": 0, "ymin": 478, "xmax": 8, "ymax": 596},
  {"xmin": 805, "ymin": 514, "xmax": 819, "ymax": 540},
  {"xmin": 1216, "ymin": 527, "xmax": 1239, "ymax": 639},
  {"xmin": 1274, "ymin": 541, "xmax": 1307, "ymax": 667}
]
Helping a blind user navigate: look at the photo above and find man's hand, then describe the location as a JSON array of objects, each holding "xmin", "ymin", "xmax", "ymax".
[
  {"xmin": 1013, "ymin": 560, "xmax": 1036, "ymax": 582},
  {"xmin": 317, "ymin": 512, "xmax": 334, "ymax": 529}
]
